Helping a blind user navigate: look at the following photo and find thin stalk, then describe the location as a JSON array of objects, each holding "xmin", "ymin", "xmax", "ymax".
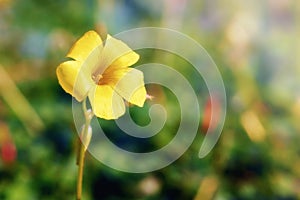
[{"xmin": 76, "ymin": 98, "xmax": 93, "ymax": 200}]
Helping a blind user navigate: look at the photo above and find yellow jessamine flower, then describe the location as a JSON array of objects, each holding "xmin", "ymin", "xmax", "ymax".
[{"xmin": 56, "ymin": 30, "xmax": 146, "ymax": 120}]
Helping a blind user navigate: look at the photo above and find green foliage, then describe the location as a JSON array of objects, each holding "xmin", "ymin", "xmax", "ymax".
[{"xmin": 0, "ymin": 0, "xmax": 299, "ymax": 199}]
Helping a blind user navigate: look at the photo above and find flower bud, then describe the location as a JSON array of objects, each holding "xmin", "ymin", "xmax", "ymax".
[{"xmin": 81, "ymin": 125, "xmax": 92, "ymax": 152}]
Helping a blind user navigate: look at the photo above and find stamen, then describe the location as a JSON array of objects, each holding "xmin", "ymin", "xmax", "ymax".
[{"xmin": 92, "ymin": 74, "xmax": 103, "ymax": 83}]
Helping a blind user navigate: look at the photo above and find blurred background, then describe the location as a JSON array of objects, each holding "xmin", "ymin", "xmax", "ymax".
[{"xmin": 0, "ymin": 0, "xmax": 300, "ymax": 199}]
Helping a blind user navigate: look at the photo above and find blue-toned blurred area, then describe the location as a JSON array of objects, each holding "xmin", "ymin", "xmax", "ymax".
[{"xmin": 0, "ymin": 0, "xmax": 300, "ymax": 199}]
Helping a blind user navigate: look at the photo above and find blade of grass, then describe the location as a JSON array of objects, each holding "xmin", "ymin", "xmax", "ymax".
[{"xmin": 0, "ymin": 64, "xmax": 44, "ymax": 136}]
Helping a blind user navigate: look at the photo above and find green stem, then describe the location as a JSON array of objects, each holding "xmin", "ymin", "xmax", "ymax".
[
  {"xmin": 77, "ymin": 136, "xmax": 85, "ymax": 200},
  {"xmin": 76, "ymin": 98, "xmax": 93, "ymax": 200}
]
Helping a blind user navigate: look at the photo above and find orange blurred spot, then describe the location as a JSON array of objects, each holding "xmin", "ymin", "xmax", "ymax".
[{"xmin": 201, "ymin": 96, "xmax": 221, "ymax": 134}]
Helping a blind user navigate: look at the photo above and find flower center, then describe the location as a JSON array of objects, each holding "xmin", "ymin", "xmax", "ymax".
[{"xmin": 92, "ymin": 74, "xmax": 103, "ymax": 84}]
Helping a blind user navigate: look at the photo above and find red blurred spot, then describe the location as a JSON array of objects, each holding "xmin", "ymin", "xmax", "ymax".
[
  {"xmin": 201, "ymin": 96, "xmax": 221, "ymax": 134},
  {"xmin": 1, "ymin": 141, "xmax": 17, "ymax": 164}
]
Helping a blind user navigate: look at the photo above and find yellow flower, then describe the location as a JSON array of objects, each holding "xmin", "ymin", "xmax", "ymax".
[{"xmin": 56, "ymin": 31, "xmax": 146, "ymax": 120}]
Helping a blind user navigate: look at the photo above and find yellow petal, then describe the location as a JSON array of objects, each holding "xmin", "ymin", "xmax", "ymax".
[
  {"xmin": 111, "ymin": 68, "xmax": 146, "ymax": 107},
  {"xmin": 82, "ymin": 44, "xmax": 103, "ymax": 77},
  {"xmin": 66, "ymin": 31, "xmax": 103, "ymax": 63},
  {"xmin": 88, "ymin": 85, "xmax": 125, "ymax": 120},
  {"xmin": 56, "ymin": 60, "xmax": 93, "ymax": 101},
  {"xmin": 101, "ymin": 34, "xmax": 139, "ymax": 72}
]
